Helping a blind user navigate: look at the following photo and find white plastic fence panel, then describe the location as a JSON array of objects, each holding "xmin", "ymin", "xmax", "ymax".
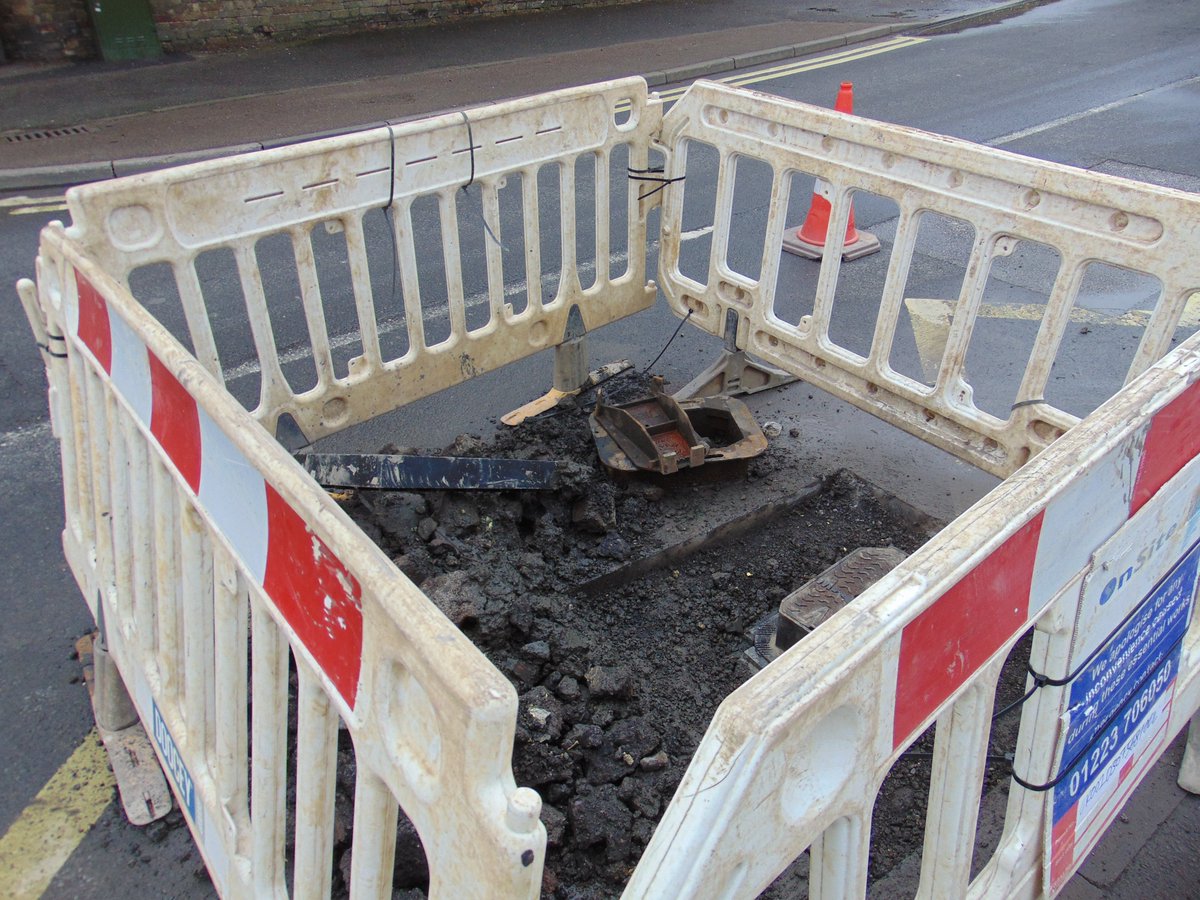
[
  {"xmin": 31, "ymin": 232, "xmax": 545, "ymax": 899},
  {"xmin": 627, "ymin": 333, "xmax": 1200, "ymax": 899},
  {"xmin": 655, "ymin": 80, "xmax": 1200, "ymax": 478},
  {"xmin": 60, "ymin": 78, "xmax": 660, "ymax": 440}
]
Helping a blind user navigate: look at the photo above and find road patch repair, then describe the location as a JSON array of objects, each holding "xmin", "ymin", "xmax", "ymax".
[{"xmin": 288, "ymin": 370, "xmax": 1032, "ymax": 897}]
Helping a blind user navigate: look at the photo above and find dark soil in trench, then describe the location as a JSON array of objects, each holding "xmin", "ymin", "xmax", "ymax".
[{"xmin": 304, "ymin": 375, "xmax": 1030, "ymax": 898}]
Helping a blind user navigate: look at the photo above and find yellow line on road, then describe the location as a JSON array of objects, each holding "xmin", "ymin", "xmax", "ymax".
[
  {"xmin": 0, "ymin": 730, "xmax": 114, "ymax": 899},
  {"xmin": 9, "ymin": 204, "xmax": 70, "ymax": 216},
  {"xmin": 904, "ymin": 295, "xmax": 1200, "ymax": 382},
  {"xmin": 651, "ymin": 35, "xmax": 928, "ymax": 103},
  {"xmin": 0, "ymin": 195, "xmax": 66, "ymax": 208},
  {"xmin": 726, "ymin": 36, "xmax": 928, "ymax": 89},
  {"xmin": 729, "ymin": 34, "xmax": 917, "ymax": 80}
]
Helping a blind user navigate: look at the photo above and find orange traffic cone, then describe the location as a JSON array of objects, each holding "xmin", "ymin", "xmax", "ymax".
[{"xmin": 782, "ymin": 82, "xmax": 881, "ymax": 262}]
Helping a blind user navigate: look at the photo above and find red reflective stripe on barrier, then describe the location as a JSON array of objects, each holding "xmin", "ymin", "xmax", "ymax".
[
  {"xmin": 148, "ymin": 352, "xmax": 202, "ymax": 493},
  {"xmin": 1131, "ymin": 379, "xmax": 1200, "ymax": 515},
  {"xmin": 262, "ymin": 485, "xmax": 363, "ymax": 708},
  {"xmin": 1049, "ymin": 800, "xmax": 1079, "ymax": 888},
  {"xmin": 892, "ymin": 512, "xmax": 1044, "ymax": 749},
  {"xmin": 75, "ymin": 272, "xmax": 112, "ymax": 373}
]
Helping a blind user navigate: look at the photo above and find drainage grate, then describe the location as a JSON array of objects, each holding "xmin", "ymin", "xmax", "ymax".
[{"xmin": 4, "ymin": 125, "xmax": 91, "ymax": 143}]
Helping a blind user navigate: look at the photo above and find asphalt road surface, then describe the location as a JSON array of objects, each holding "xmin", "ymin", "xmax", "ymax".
[{"xmin": 1, "ymin": 0, "xmax": 1198, "ymax": 895}]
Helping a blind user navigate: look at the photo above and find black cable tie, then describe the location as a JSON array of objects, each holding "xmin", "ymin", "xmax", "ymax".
[
  {"xmin": 637, "ymin": 177, "xmax": 685, "ymax": 201},
  {"xmin": 628, "ymin": 166, "xmax": 685, "ymax": 201},
  {"xmin": 37, "ymin": 342, "xmax": 68, "ymax": 359},
  {"xmin": 1011, "ymin": 765, "xmax": 1067, "ymax": 793},
  {"xmin": 45, "ymin": 331, "xmax": 66, "ymax": 343},
  {"xmin": 381, "ymin": 123, "xmax": 401, "ymax": 309},
  {"xmin": 459, "ymin": 111, "xmax": 477, "ymax": 190},
  {"xmin": 478, "ymin": 210, "xmax": 501, "ymax": 246},
  {"xmin": 1012, "ymin": 397, "xmax": 1047, "ymax": 410},
  {"xmin": 1021, "ymin": 542, "xmax": 1199, "ymax": 694},
  {"xmin": 383, "ymin": 123, "xmax": 397, "ymax": 212},
  {"xmin": 1010, "ymin": 630, "xmax": 1185, "ymax": 793},
  {"xmin": 991, "ymin": 681, "xmax": 1040, "ymax": 722},
  {"xmin": 455, "ymin": 111, "xmax": 501, "ymax": 246},
  {"xmin": 1027, "ymin": 660, "xmax": 1071, "ymax": 688}
]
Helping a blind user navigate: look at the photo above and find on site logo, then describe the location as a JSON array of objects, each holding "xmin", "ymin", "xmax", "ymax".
[{"xmin": 1098, "ymin": 521, "xmax": 1178, "ymax": 605}]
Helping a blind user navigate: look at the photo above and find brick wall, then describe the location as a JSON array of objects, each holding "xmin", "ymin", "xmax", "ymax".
[
  {"xmin": 1, "ymin": 0, "xmax": 647, "ymax": 61},
  {"xmin": 155, "ymin": 0, "xmax": 648, "ymax": 54},
  {"xmin": 1, "ymin": 0, "xmax": 96, "ymax": 62}
]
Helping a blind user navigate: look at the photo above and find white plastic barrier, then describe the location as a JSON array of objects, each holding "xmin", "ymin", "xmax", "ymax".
[
  {"xmin": 63, "ymin": 78, "xmax": 660, "ymax": 439},
  {"xmin": 21, "ymin": 77, "xmax": 662, "ymax": 899},
  {"xmin": 20, "ymin": 75, "xmax": 1200, "ymax": 899},
  {"xmin": 628, "ymin": 334, "xmax": 1200, "ymax": 899},
  {"xmin": 628, "ymin": 81, "xmax": 1200, "ymax": 898},
  {"xmin": 27, "ymin": 241, "xmax": 547, "ymax": 899},
  {"xmin": 655, "ymin": 81, "xmax": 1200, "ymax": 478}
]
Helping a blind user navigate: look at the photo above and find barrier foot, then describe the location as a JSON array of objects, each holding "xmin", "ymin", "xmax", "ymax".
[
  {"xmin": 674, "ymin": 307, "xmax": 797, "ymax": 400},
  {"xmin": 1180, "ymin": 711, "xmax": 1200, "ymax": 794},
  {"xmin": 502, "ymin": 387, "xmax": 575, "ymax": 427},
  {"xmin": 502, "ymin": 348, "xmax": 632, "ymax": 428},
  {"xmin": 781, "ymin": 227, "xmax": 881, "ymax": 261},
  {"xmin": 79, "ymin": 634, "xmax": 173, "ymax": 825},
  {"xmin": 674, "ymin": 348, "xmax": 798, "ymax": 400},
  {"xmin": 504, "ymin": 305, "xmax": 591, "ymax": 427}
]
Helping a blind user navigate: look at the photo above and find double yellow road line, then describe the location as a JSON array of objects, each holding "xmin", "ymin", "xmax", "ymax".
[
  {"xmin": 654, "ymin": 34, "xmax": 928, "ymax": 103},
  {"xmin": 0, "ymin": 195, "xmax": 69, "ymax": 217}
]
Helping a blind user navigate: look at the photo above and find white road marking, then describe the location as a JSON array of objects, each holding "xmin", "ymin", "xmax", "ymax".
[{"xmin": 988, "ymin": 73, "xmax": 1200, "ymax": 146}]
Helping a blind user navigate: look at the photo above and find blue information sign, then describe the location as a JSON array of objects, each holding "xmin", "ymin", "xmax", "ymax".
[
  {"xmin": 1058, "ymin": 540, "xmax": 1200, "ymax": 775},
  {"xmin": 1048, "ymin": 539, "xmax": 1199, "ymax": 891}
]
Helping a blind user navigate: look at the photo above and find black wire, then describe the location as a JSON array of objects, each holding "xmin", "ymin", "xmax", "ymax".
[
  {"xmin": 980, "ymin": 544, "xmax": 1200, "ymax": 740},
  {"xmin": 459, "ymin": 111, "xmax": 501, "ymax": 245},
  {"xmin": 385, "ymin": 123, "xmax": 396, "ymax": 211},
  {"xmin": 521, "ymin": 310, "xmax": 696, "ymax": 424},
  {"xmin": 1010, "ymin": 630, "xmax": 1185, "ymax": 793},
  {"xmin": 37, "ymin": 343, "xmax": 68, "ymax": 359},
  {"xmin": 628, "ymin": 165, "xmax": 685, "ymax": 201},
  {"xmin": 576, "ymin": 368, "xmax": 633, "ymax": 400},
  {"xmin": 382, "ymin": 123, "xmax": 400, "ymax": 311},
  {"xmin": 992, "ymin": 679, "xmax": 1043, "ymax": 721},
  {"xmin": 527, "ymin": 368, "xmax": 637, "ymax": 422},
  {"xmin": 459, "ymin": 111, "xmax": 476, "ymax": 189},
  {"xmin": 1011, "ymin": 397, "xmax": 1046, "ymax": 410},
  {"xmin": 641, "ymin": 309, "xmax": 694, "ymax": 375},
  {"xmin": 1028, "ymin": 542, "xmax": 1200, "ymax": 689}
]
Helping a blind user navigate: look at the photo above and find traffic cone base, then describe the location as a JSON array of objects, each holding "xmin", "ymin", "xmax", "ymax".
[
  {"xmin": 782, "ymin": 226, "xmax": 881, "ymax": 261},
  {"xmin": 779, "ymin": 80, "xmax": 881, "ymax": 261}
]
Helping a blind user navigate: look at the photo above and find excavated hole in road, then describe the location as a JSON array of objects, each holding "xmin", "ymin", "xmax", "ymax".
[{"xmin": 278, "ymin": 374, "xmax": 1032, "ymax": 899}]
